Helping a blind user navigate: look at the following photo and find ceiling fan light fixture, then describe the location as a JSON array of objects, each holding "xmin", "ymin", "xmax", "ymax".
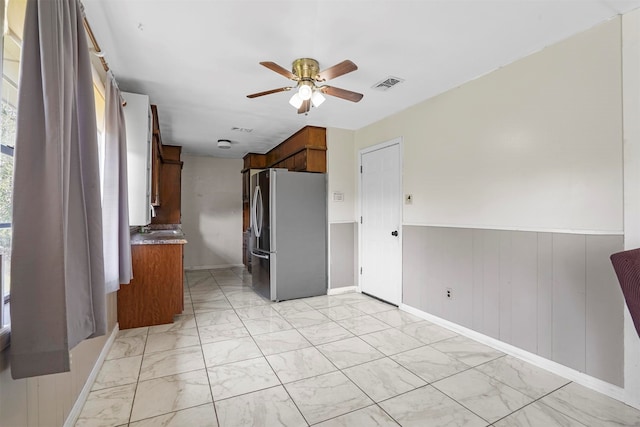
[
  {"xmin": 289, "ymin": 93, "xmax": 303, "ymax": 109},
  {"xmin": 298, "ymin": 83, "xmax": 313, "ymax": 101},
  {"xmin": 311, "ymin": 90, "xmax": 325, "ymax": 108},
  {"xmin": 248, "ymin": 58, "xmax": 363, "ymax": 114}
]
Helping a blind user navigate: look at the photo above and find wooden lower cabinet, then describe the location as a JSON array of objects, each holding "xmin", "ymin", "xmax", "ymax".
[{"xmin": 117, "ymin": 243, "xmax": 184, "ymax": 329}]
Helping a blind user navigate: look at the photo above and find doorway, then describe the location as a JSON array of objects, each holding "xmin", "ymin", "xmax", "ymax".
[{"xmin": 359, "ymin": 138, "xmax": 402, "ymax": 305}]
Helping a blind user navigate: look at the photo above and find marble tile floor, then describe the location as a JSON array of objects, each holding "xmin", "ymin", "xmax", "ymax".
[{"xmin": 76, "ymin": 267, "xmax": 640, "ymax": 427}]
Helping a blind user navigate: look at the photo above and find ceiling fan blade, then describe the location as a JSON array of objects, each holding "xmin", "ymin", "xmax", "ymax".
[
  {"xmin": 317, "ymin": 60, "xmax": 358, "ymax": 82},
  {"xmin": 260, "ymin": 61, "xmax": 298, "ymax": 80},
  {"xmin": 246, "ymin": 87, "xmax": 292, "ymax": 98},
  {"xmin": 298, "ymin": 99, "xmax": 310, "ymax": 114},
  {"xmin": 320, "ymin": 86, "xmax": 364, "ymax": 103}
]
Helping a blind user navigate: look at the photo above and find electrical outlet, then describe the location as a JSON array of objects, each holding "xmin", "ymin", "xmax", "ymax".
[
  {"xmin": 446, "ymin": 288, "xmax": 452, "ymax": 299},
  {"xmin": 405, "ymin": 194, "xmax": 413, "ymax": 205}
]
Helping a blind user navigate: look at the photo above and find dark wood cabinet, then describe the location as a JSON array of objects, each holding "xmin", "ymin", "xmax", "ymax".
[
  {"xmin": 149, "ymin": 105, "xmax": 182, "ymax": 223},
  {"xmin": 150, "ymin": 105, "xmax": 163, "ymax": 207},
  {"xmin": 117, "ymin": 243, "xmax": 184, "ymax": 329},
  {"xmin": 241, "ymin": 126, "xmax": 327, "ymax": 266},
  {"xmin": 151, "ymin": 145, "xmax": 182, "ymax": 224}
]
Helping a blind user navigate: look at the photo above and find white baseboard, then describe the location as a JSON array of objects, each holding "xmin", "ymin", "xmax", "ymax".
[
  {"xmin": 64, "ymin": 324, "xmax": 120, "ymax": 427},
  {"xmin": 328, "ymin": 286, "xmax": 358, "ymax": 295},
  {"xmin": 400, "ymin": 304, "xmax": 631, "ymax": 407},
  {"xmin": 184, "ymin": 264, "xmax": 245, "ymax": 271}
]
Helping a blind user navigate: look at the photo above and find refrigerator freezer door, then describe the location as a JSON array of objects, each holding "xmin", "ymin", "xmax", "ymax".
[{"xmin": 251, "ymin": 249, "xmax": 272, "ymax": 300}]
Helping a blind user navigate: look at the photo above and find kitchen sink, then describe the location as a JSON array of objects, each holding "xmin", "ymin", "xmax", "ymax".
[{"xmin": 148, "ymin": 229, "xmax": 182, "ymax": 235}]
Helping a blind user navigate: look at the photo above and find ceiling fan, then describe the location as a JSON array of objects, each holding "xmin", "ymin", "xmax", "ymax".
[{"xmin": 247, "ymin": 58, "xmax": 364, "ymax": 114}]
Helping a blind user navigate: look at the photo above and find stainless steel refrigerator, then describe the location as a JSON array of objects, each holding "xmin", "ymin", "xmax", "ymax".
[{"xmin": 250, "ymin": 169, "xmax": 327, "ymax": 301}]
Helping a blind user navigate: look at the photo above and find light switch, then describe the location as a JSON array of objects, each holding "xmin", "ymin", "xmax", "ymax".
[{"xmin": 333, "ymin": 192, "xmax": 344, "ymax": 202}]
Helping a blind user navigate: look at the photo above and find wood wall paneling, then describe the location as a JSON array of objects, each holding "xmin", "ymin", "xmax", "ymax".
[
  {"xmin": 536, "ymin": 232, "xmax": 554, "ymax": 359},
  {"xmin": 585, "ymin": 235, "xmax": 624, "ymax": 386},
  {"xmin": 481, "ymin": 230, "xmax": 501, "ymax": 339},
  {"xmin": 498, "ymin": 231, "xmax": 513, "ymax": 344},
  {"xmin": 551, "ymin": 233, "xmax": 587, "ymax": 373},
  {"xmin": 510, "ymin": 232, "xmax": 539, "ymax": 353},
  {"xmin": 402, "ymin": 225, "xmax": 624, "ymax": 386},
  {"xmin": 421, "ymin": 227, "xmax": 445, "ymax": 319},
  {"xmin": 447, "ymin": 228, "xmax": 474, "ymax": 329},
  {"xmin": 0, "ymin": 300, "xmax": 116, "ymax": 426},
  {"xmin": 330, "ymin": 223, "xmax": 357, "ymax": 289},
  {"xmin": 402, "ymin": 228, "xmax": 423, "ymax": 310}
]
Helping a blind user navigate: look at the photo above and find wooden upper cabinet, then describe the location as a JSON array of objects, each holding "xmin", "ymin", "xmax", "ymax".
[
  {"xmin": 148, "ymin": 105, "xmax": 183, "ymax": 224},
  {"xmin": 150, "ymin": 105, "xmax": 163, "ymax": 207},
  {"xmin": 242, "ymin": 126, "xmax": 326, "ymax": 174},
  {"xmin": 151, "ymin": 145, "xmax": 182, "ymax": 225},
  {"xmin": 243, "ymin": 153, "xmax": 266, "ymax": 170},
  {"xmin": 241, "ymin": 126, "xmax": 327, "ymax": 233}
]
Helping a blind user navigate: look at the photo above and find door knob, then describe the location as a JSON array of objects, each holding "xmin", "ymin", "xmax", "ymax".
[{"xmin": 391, "ymin": 230, "xmax": 398, "ymax": 237}]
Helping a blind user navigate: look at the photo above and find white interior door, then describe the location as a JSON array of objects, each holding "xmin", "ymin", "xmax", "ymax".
[{"xmin": 360, "ymin": 140, "xmax": 402, "ymax": 305}]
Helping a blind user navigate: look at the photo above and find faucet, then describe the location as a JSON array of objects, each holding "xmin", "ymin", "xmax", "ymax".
[{"xmin": 150, "ymin": 204, "xmax": 156, "ymax": 218}]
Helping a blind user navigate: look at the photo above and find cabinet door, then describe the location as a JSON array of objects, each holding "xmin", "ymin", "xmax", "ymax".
[
  {"xmin": 122, "ymin": 92, "xmax": 152, "ymax": 226},
  {"xmin": 242, "ymin": 171, "xmax": 250, "ymax": 202},
  {"xmin": 293, "ymin": 151, "xmax": 307, "ymax": 171},
  {"xmin": 151, "ymin": 137, "xmax": 162, "ymax": 206}
]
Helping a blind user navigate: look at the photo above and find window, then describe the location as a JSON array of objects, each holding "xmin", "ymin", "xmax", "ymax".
[
  {"xmin": 0, "ymin": 0, "xmax": 107, "ymax": 351},
  {"xmin": 0, "ymin": 0, "xmax": 25, "ymax": 350},
  {"xmin": 0, "ymin": 95, "xmax": 16, "ymax": 344}
]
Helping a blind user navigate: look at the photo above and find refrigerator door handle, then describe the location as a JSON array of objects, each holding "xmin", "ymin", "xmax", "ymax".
[
  {"xmin": 251, "ymin": 185, "xmax": 262, "ymax": 238},
  {"xmin": 251, "ymin": 250, "xmax": 270, "ymax": 260}
]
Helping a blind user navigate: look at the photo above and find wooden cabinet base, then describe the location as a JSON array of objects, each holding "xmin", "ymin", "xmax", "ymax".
[{"xmin": 117, "ymin": 244, "xmax": 184, "ymax": 329}]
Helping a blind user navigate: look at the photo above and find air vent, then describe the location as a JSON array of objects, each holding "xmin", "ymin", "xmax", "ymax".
[
  {"xmin": 231, "ymin": 127, "xmax": 253, "ymax": 133},
  {"xmin": 371, "ymin": 76, "xmax": 404, "ymax": 91}
]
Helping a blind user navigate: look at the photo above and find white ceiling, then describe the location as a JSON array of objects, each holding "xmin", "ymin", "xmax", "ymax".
[{"xmin": 82, "ymin": 0, "xmax": 640, "ymax": 159}]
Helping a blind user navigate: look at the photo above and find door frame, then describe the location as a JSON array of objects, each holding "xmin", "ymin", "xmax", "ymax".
[{"xmin": 358, "ymin": 137, "xmax": 403, "ymax": 305}]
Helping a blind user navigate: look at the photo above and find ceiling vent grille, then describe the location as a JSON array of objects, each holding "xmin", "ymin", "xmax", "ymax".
[
  {"xmin": 372, "ymin": 76, "xmax": 404, "ymax": 91},
  {"xmin": 231, "ymin": 127, "xmax": 253, "ymax": 133}
]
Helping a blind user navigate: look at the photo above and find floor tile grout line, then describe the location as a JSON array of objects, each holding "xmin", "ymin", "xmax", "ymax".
[
  {"xmin": 191, "ymin": 269, "xmax": 412, "ymax": 424},
  {"xmin": 125, "ymin": 324, "xmax": 150, "ymax": 424},
  {"xmin": 226, "ymin": 278, "xmax": 311, "ymax": 426},
  {"xmin": 488, "ymin": 392, "xmax": 579, "ymax": 427},
  {"xmin": 195, "ymin": 271, "xmax": 479, "ymax": 423},
  {"xmin": 127, "ymin": 403, "xmax": 217, "ymax": 426},
  {"xmin": 429, "ymin": 368, "xmax": 534, "ymax": 426},
  {"xmin": 522, "ymin": 382, "xmax": 591, "ymax": 427},
  {"xmin": 289, "ymin": 304, "xmax": 421, "ymax": 425},
  {"xmin": 191, "ymin": 269, "xmax": 221, "ymax": 427},
  {"xmin": 182, "ymin": 269, "xmax": 640, "ymax": 427}
]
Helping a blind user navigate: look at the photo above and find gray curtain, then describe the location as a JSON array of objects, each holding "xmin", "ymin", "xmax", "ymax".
[
  {"xmin": 103, "ymin": 72, "xmax": 132, "ymax": 292},
  {"xmin": 10, "ymin": 0, "xmax": 106, "ymax": 379}
]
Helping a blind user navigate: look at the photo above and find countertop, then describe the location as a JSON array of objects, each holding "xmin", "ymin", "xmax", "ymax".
[{"xmin": 130, "ymin": 225, "xmax": 187, "ymax": 245}]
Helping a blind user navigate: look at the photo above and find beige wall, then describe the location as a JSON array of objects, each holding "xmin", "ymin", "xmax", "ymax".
[
  {"xmin": 342, "ymin": 15, "xmax": 635, "ymax": 403},
  {"xmin": 326, "ymin": 128, "xmax": 358, "ymax": 290},
  {"xmin": 326, "ymin": 128, "xmax": 357, "ymax": 223},
  {"xmin": 0, "ymin": 293, "xmax": 117, "ymax": 427},
  {"xmin": 355, "ymin": 18, "xmax": 623, "ymax": 234},
  {"xmin": 181, "ymin": 155, "xmax": 243, "ymax": 269}
]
